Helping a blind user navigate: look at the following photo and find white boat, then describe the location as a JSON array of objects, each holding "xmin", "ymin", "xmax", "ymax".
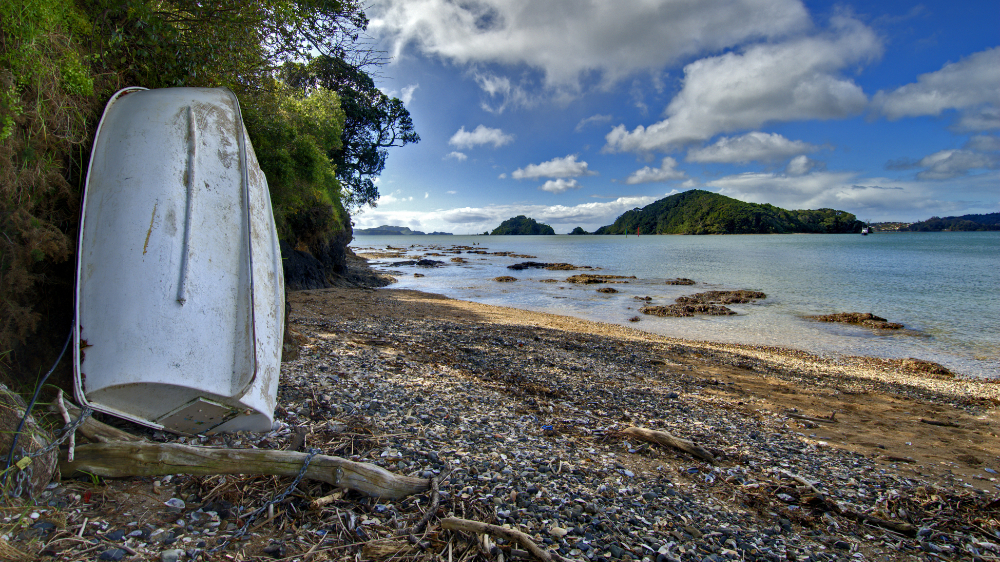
[
  {"xmin": 862, "ymin": 226, "xmax": 870, "ymax": 235},
  {"xmin": 74, "ymin": 87, "xmax": 284, "ymax": 434}
]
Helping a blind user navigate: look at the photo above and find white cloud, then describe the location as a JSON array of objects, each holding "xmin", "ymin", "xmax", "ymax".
[
  {"xmin": 703, "ymin": 170, "xmax": 994, "ymax": 220},
  {"xmin": 369, "ymin": 0, "xmax": 810, "ymax": 97},
  {"xmin": 497, "ymin": 173, "xmax": 507, "ymax": 179},
  {"xmin": 512, "ymin": 155, "xmax": 596, "ymax": 180},
  {"xmin": 355, "ymin": 194, "xmax": 670, "ymax": 233},
  {"xmin": 872, "ymin": 47, "xmax": 1000, "ymax": 129},
  {"xmin": 449, "ymin": 125, "xmax": 515, "ymax": 149},
  {"xmin": 785, "ymin": 155, "xmax": 820, "ymax": 176},
  {"xmin": 687, "ymin": 132, "xmax": 821, "ymax": 163},
  {"xmin": 377, "ymin": 190, "xmax": 415, "ymax": 205},
  {"xmin": 425, "ymin": 192, "xmax": 430, "ymax": 198},
  {"xmin": 474, "ymin": 72, "xmax": 533, "ymax": 113},
  {"xmin": 576, "ymin": 114, "xmax": 613, "ymax": 132},
  {"xmin": 605, "ymin": 16, "xmax": 880, "ymax": 153},
  {"xmin": 444, "ymin": 151, "xmax": 468, "ymax": 161},
  {"xmin": 624, "ymin": 157, "xmax": 687, "ymax": 184},
  {"xmin": 446, "ymin": 190, "xmax": 457, "ymax": 194},
  {"xmin": 380, "ymin": 83, "xmax": 419, "ymax": 104},
  {"xmin": 539, "ymin": 178, "xmax": 581, "ymax": 194},
  {"xmin": 914, "ymin": 149, "xmax": 999, "ymax": 180},
  {"xmin": 967, "ymin": 135, "xmax": 1000, "ymax": 152}
]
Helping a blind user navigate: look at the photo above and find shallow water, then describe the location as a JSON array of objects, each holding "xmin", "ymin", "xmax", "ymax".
[{"xmin": 353, "ymin": 232, "xmax": 1000, "ymax": 378}]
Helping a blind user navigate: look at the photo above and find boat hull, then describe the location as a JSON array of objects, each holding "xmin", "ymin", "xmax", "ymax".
[{"xmin": 75, "ymin": 87, "xmax": 283, "ymax": 433}]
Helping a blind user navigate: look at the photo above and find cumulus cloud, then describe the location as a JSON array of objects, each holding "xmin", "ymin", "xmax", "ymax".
[
  {"xmin": 369, "ymin": 0, "xmax": 809, "ymax": 97},
  {"xmin": 605, "ymin": 16, "xmax": 880, "ymax": 153},
  {"xmin": 512, "ymin": 155, "xmax": 597, "ymax": 180},
  {"xmin": 539, "ymin": 178, "xmax": 581, "ymax": 194},
  {"xmin": 703, "ymin": 170, "xmax": 984, "ymax": 220},
  {"xmin": 687, "ymin": 132, "xmax": 822, "ymax": 163},
  {"xmin": 624, "ymin": 157, "xmax": 687, "ymax": 184},
  {"xmin": 353, "ymin": 195, "xmax": 671, "ymax": 233},
  {"xmin": 914, "ymin": 149, "xmax": 999, "ymax": 180},
  {"xmin": 966, "ymin": 135, "xmax": 1000, "ymax": 152},
  {"xmin": 872, "ymin": 47, "xmax": 1000, "ymax": 129},
  {"xmin": 449, "ymin": 125, "xmax": 515, "ymax": 149},
  {"xmin": 785, "ymin": 155, "xmax": 821, "ymax": 176},
  {"xmin": 444, "ymin": 151, "xmax": 468, "ymax": 161}
]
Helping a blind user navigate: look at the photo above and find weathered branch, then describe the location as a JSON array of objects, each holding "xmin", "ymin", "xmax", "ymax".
[
  {"xmin": 622, "ymin": 426, "xmax": 716, "ymax": 464},
  {"xmin": 61, "ymin": 442, "xmax": 429, "ymax": 500},
  {"xmin": 440, "ymin": 517, "xmax": 579, "ymax": 562}
]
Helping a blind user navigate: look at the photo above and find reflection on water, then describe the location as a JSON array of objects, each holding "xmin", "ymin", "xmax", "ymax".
[{"xmin": 353, "ymin": 232, "xmax": 1000, "ymax": 378}]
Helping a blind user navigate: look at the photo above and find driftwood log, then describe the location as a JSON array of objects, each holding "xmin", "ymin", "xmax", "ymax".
[
  {"xmin": 441, "ymin": 517, "xmax": 579, "ymax": 562},
  {"xmin": 60, "ymin": 441, "xmax": 428, "ymax": 499},
  {"xmin": 622, "ymin": 426, "xmax": 716, "ymax": 464}
]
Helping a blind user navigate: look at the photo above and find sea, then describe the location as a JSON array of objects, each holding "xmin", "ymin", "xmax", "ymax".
[{"xmin": 351, "ymin": 232, "xmax": 1000, "ymax": 379}]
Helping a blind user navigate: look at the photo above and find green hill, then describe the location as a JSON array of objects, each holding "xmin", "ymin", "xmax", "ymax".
[
  {"xmin": 594, "ymin": 190, "xmax": 863, "ymax": 235},
  {"xmin": 900, "ymin": 213, "xmax": 1000, "ymax": 232},
  {"xmin": 491, "ymin": 216, "xmax": 556, "ymax": 235}
]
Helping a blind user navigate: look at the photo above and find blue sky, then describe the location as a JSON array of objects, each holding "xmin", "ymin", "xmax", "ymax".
[{"xmin": 354, "ymin": 0, "xmax": 999, "ymax": 234}]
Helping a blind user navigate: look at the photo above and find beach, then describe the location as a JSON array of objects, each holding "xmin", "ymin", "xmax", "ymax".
[{"xmin": 5, "ymin": 255, "xmax": 999, "ymax": 561}]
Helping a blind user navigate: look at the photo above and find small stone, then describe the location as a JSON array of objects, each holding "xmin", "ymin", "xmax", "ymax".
[
  {"xmin": 105, "ymin": 529, "xmax": 126, "ymax": 541},
  {"xmin": 550, "ymin": 525, "xmax": 569, "ymax": 538},
  {"xmin": 99, "ymin": 548, "xmax": 127, "ymax": 561},
  {"xmin": 161, "ymin": 549, "xmax": 184, "ymax": 562}
]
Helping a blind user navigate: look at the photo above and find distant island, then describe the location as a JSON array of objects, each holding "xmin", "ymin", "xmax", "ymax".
[
  {"xmin": 595, "ymin": 190, "xmax": 863, "ymax": 235},
  {"xmin": 569, "ymin": 227, "xmax": 590, "ymax": 235},
  {"xmin": 491, "ymin": 216, "xmax": 556, "ymax": 235},
  {"xmin": 355, "ymin": 225, "xmax": 453, "ymax": 235},
  {"xmin": 900, "ymin": 213, "xmax": 1000, "ymax": 232}
]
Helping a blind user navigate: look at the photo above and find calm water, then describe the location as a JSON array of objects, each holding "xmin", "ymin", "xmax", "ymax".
[{"xmin": 352, "ymin": 232, "xmax": 1000, "ymax": 378}]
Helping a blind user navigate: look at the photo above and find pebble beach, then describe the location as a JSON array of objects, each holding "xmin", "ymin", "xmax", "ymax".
[{"xmin": 3, "ymin": 255, "xmax": 999, "ymax": 561}]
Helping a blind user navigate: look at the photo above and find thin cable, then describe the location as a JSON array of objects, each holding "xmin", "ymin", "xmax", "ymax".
[{"xmin": 3, "ymin": 322, "xmax": 74, "ymax": 484}]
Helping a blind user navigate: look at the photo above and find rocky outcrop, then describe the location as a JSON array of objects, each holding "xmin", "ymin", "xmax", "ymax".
[
  {"xmin": 811, "ymin": 312, "xmax": 903, "ymax": 330},
  {"xmin": 641, "ymin": 289, "xmax": 766, "ymax": 318},
  {"xmin": 280, "ymin": 241, "xmax": 330, "ymax": 290},
  {"xmin": 507, "ymin": 261, "xmax": 586, "ymax": 271},
  {"xmin": 640, "ymin": 304, "xmax": 736, "ymax": 317},
  {"xmin": 494, "ymin": 276, "xmax": 517, "ymax": 282},
  {"xmin": 597, "ymin": 287, "xmax": 618, "ymax": 294},
  {"xmin": 566, "ymin": 274, "xmax": 636, "ymax": 284},
  {"xmin": 665, "ymin": 278, "xmax": 696, "ymax": 285},
  {"xmin": 676, "ymin": 290, "xmax": 767, "ymax": 305}
]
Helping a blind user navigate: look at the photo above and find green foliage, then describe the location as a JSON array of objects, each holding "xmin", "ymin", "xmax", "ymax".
[
  {"xmin": 242, "ymin": 81, "xmax": 347, "ymax": 242},
  {"xmin": 901, "ymin": 213, "xmax": 1000, "ymax": 232},
  {"xmin": 594, "ymin": 190, "xmax": 863, "ymax": 235},
  {"xmin": 280, "ymin": 55, "xmax": 419, "ymax": 209},
  {"xmin": 1, "ymin": 0, "xmax": 387, "ymax": 389},
  {"xmin": 491, "ymin": 216, "xmax": 556, "ymax": 235},
  {"xmin": 569, "ymin": 227, "xmax": 590, "ymax": 235}
]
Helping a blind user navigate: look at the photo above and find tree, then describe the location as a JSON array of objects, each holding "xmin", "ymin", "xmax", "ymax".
[{"xmin": 281, "ymin": 55, "xmax": 420, "ymax": 210}]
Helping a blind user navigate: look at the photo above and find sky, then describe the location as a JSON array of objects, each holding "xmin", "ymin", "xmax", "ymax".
[{"xmin": 353, "ymin": 0, "xmax": 999, "ymax": 234}]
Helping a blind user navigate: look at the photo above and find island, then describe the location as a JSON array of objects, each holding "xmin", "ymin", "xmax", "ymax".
[
  {"xmin": 354, "ymin": 225, "xmax": 452, "ymax": 235},
  {"xmin": 490, "ymin": 215, "xmax": 556, "ymax": 235},
  {"xmin": 594, "ymin": 189, "xmax": 863, "ymax": 235},
  {"xmin": 900, "ymin": 213, "xmax": 1000, "ymax": 232}
]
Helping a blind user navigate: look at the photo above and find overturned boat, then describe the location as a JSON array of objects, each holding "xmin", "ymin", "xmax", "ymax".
[{"xmin": 74, "ymin": 87, "xmax": 283, "ymax": 434}]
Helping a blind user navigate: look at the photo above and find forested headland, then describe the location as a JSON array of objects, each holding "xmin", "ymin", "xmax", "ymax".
[
  {"xmin": 0, "ymin": 0, "xmax": 417, "ymax": 387},
  {"xmin": 595, "ymin": 190, "xmax": 863, "ymax": 235}
]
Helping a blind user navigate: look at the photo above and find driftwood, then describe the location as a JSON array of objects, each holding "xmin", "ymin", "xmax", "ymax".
[
  {"xmin": 776, "ymin": 470, "xmax": 916, "ymax": 536},
  {"xmin": 441, "ymin": 517, "xmax": 579, "ymax": 562},
  {"xmin": 787, "ymin": 412, "xmax": 837, "ymax": 424},
  {"xmin": 61, "ymin": 441, "xmax": 429, "ymax": 500},
  {"xmin": 622, "ymin": 426, "xmax": 716, "ymax": 464}
]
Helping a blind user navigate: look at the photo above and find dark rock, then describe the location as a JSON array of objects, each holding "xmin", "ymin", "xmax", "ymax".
[
  {"xmin": 98, "ymin": 549, "xmax": 127, "ymax": 561},
  {"xmin": 597, "ymin": 287, "xmax": 618, "ymax": 294},
  {"xmin": 665, "ymin": 278, "xmax": 696, "ymax": 285},
  {"xmin": 494, "ymin": 276, "xmax": 518, "ymax": 282},
  {"xmin": 105, "ymin": 529, "xmax": 126, "ymax": 541},
  {"xmin": 809, "ymin": 312, "xmax": 903, "ymax": 330},
  {"xmin": 640, "ymin": 304, "xmax": 735, "ymax": 317},
  {"xmin": 280, "ymin": 240, "xmax": 329, "ymax": 290},
  {"xmin": 675, "ymin": 290, "xmax": 766, "ymax": 305}
]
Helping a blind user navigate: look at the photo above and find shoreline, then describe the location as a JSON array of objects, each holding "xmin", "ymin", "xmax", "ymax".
[{"xmin": 4, "ymin": 255, "xmax": 996, "ymax": 561}]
